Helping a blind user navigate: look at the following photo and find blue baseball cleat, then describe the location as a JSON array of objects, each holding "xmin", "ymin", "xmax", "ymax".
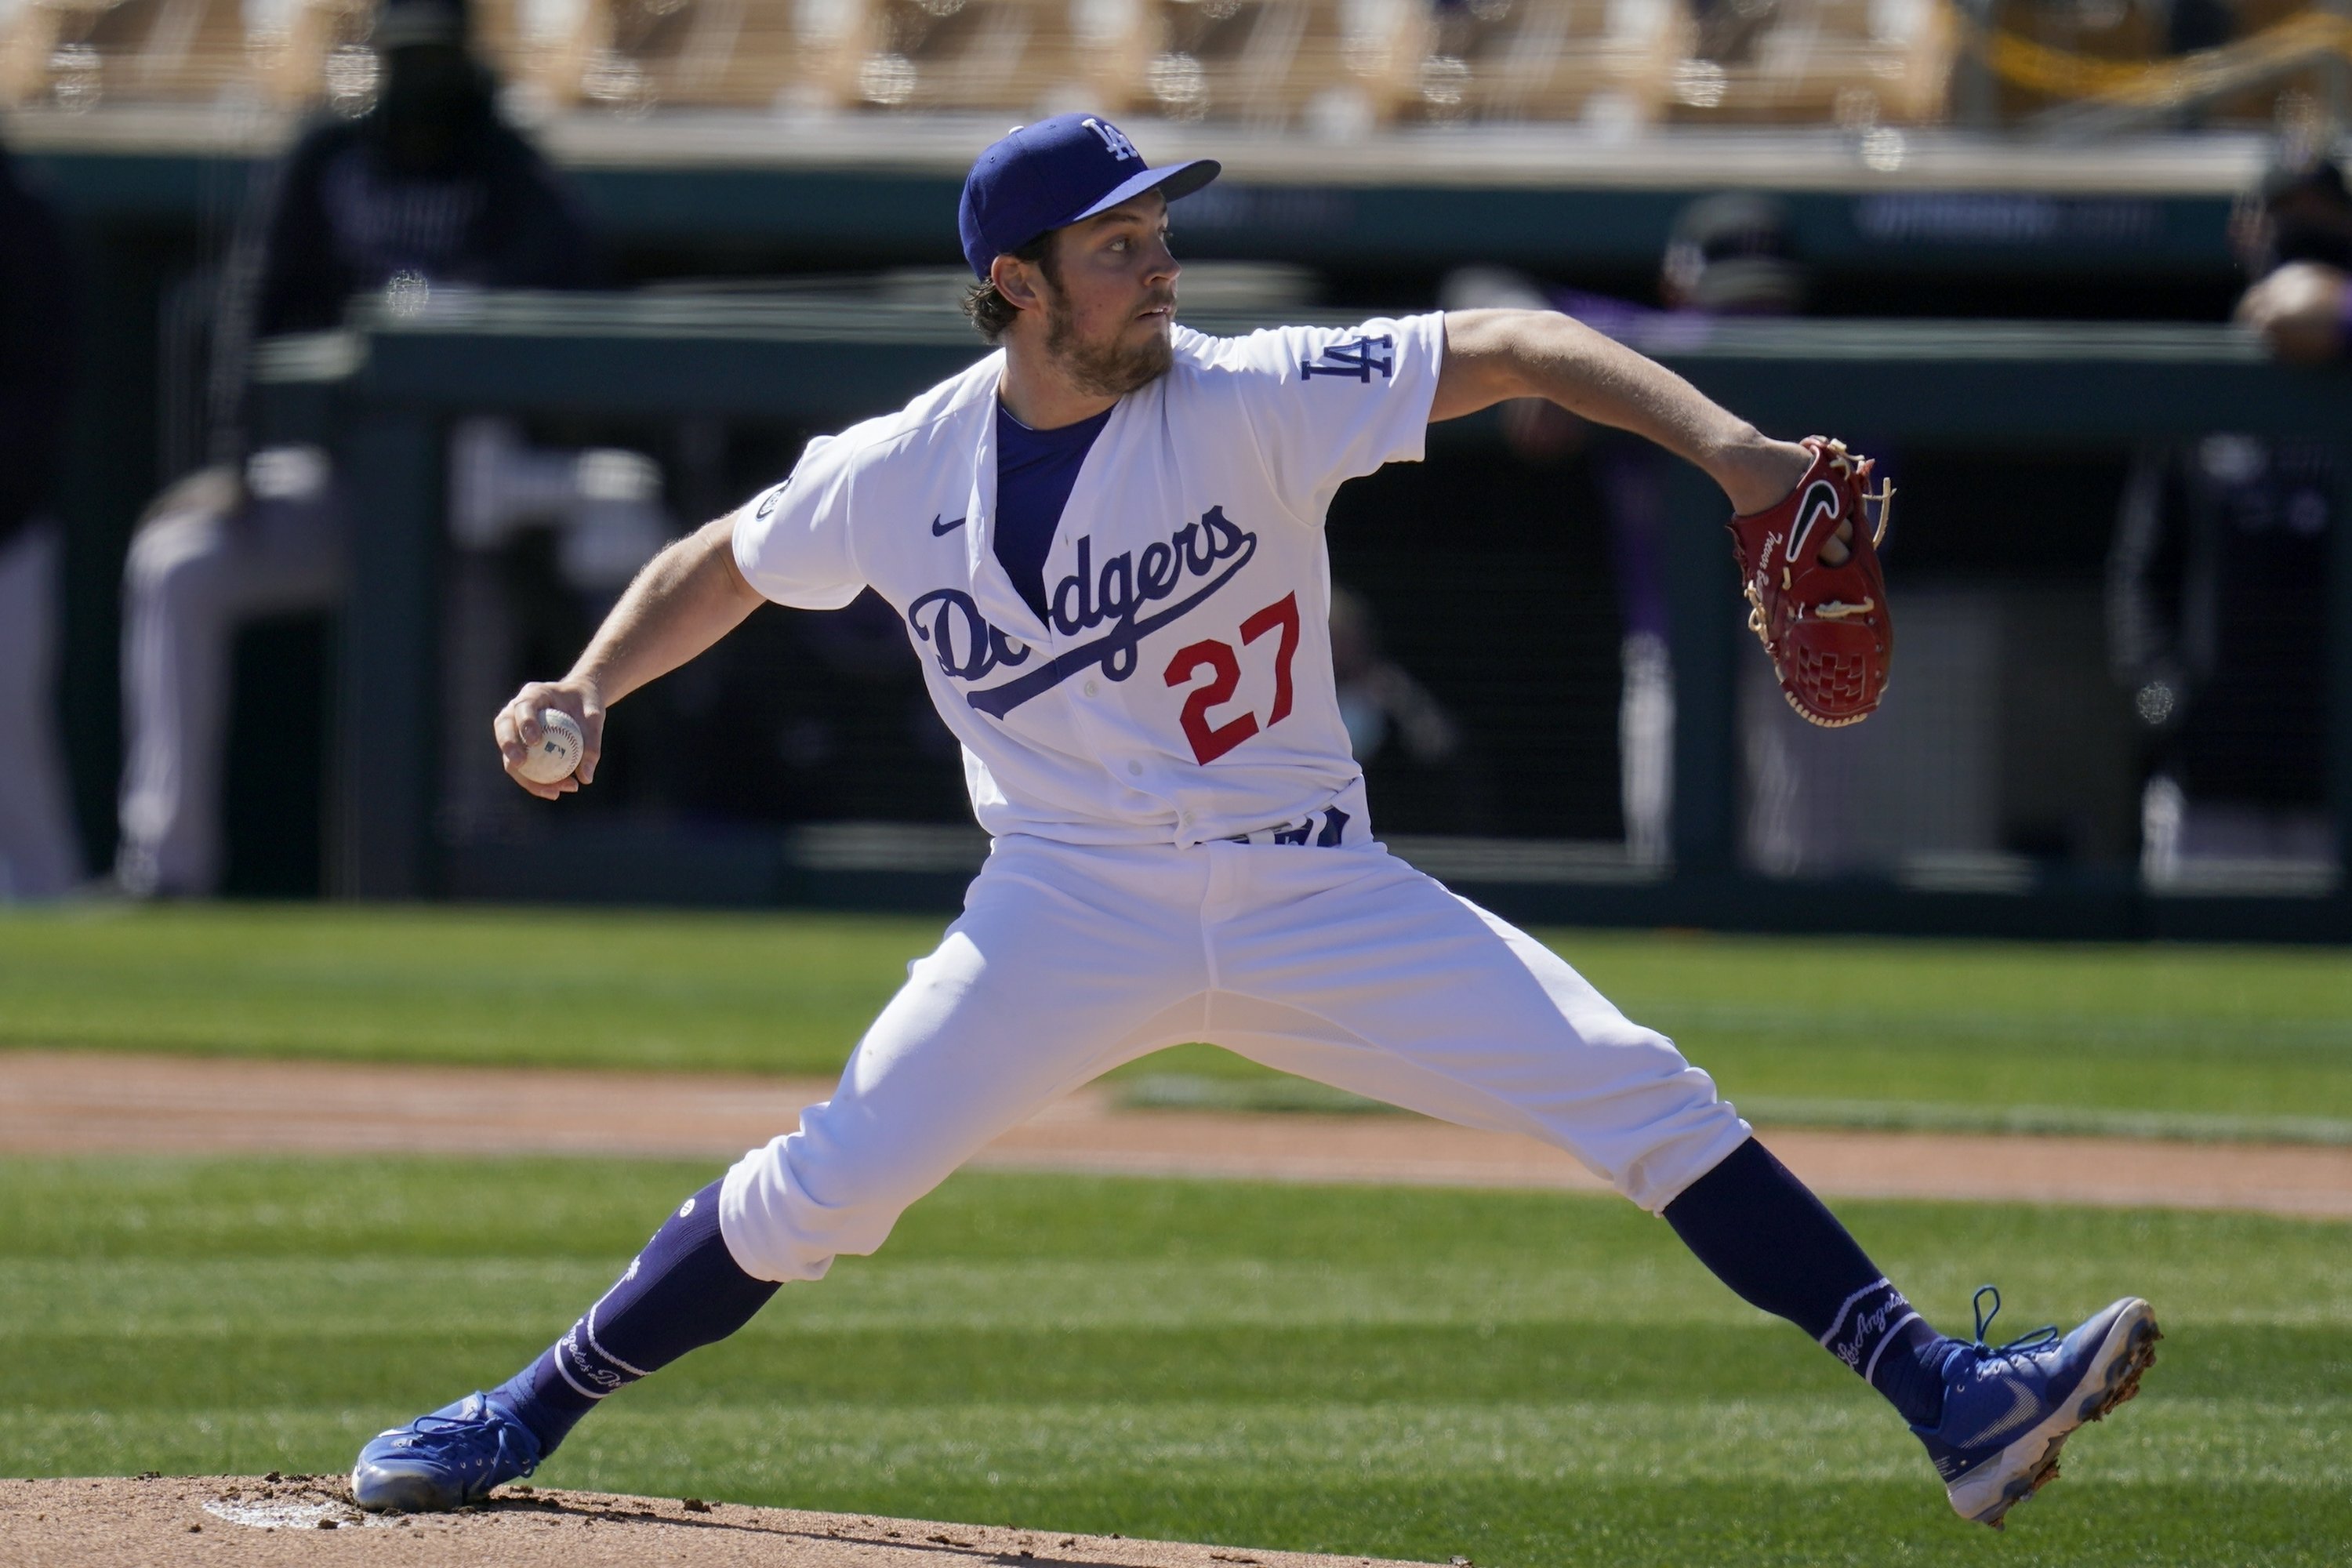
[
  {"xmin": 1914, "ymin": 1286, "xmax": 2160, "ymax": 1528},
  {"xmin": 350, "ymin": 1391, "xmax": 543, "ymax": 1512}
]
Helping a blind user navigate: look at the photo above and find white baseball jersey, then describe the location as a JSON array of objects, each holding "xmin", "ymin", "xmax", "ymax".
[
  {"xmin": 730, "ymin": 313, "xmax": 1446, "ymax": 848},
  {"xmin": 714, "ymin": 308, "xmax": 1748, "ymax": 1285}
]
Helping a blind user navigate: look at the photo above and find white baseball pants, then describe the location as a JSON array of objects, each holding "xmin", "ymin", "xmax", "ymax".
[
  {"xmin": 117, "ymin": 479, "xmax": 347, "ymax": 896},
  {"xmin": 720, "ymin": 835, "xmax": 1749, "ymax": 1283}
]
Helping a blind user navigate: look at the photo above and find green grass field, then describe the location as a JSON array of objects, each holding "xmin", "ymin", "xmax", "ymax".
[
  {"xmin": 5, "ymin": 907, "xmax": 2349, "ymax": 1562},
  {"xmin": 4, "ymin": 1156, "xmax": 2347, "ymax": 1566},
  {"xmin": 5, "ymin": 905, "xmax": 2350, "ymax": 1138}
]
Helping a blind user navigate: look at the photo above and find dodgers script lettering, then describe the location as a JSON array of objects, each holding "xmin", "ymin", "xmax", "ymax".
[{"xmin": 906, "ymin": 506, "xmax": 1258, "ymax": 720}]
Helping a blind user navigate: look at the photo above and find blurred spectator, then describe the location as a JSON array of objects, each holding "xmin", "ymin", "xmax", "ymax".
[
  {"xmin": 0, "ymin": 131, "xmax": 82, "ymax": 899},
  {"xmin": 1441, "ymin": 194, "xmax": 1811, "ymax": 863},
  {"xmin": 2230, "ymin": 157, "xmax": 2352, "ymax": 365},
  {"xmin": 2107, "ymin": 153, "xmax": 2344, "ymax": 888},
  {"xmin": 1660, "ymin": 192, "xmax": 1809, "ymax": 316},
  {"xmin": 114, "ymin": 0, "xmax": 604, "ymax": 897},
  {"xmin": 1327, "ymin": 586, "xmax": 1481, "ymax": 833},
  {"xmin": 1330, "ymin": 586, "xmax": 1463, "ymax": 760}
]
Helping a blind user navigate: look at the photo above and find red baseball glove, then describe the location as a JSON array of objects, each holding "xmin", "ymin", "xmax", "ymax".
[{"xmin": 1727, "ymin": 437, "xmax": 1895, "ymax": 728}]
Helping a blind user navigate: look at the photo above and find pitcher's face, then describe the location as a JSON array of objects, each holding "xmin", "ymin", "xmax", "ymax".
[{"xmin": 1035, "ymin": 191, "xmax": 1180, "ymax": 397}]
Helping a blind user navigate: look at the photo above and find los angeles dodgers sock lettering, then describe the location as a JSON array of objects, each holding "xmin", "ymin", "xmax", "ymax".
[
  {"xmin": 492, "ymin": 1179, "xmax": 779, "ymax": 1455},
  {"xmin": 1663, "ymin": 1138, "xmax": 1948, "ymax": 1428}
]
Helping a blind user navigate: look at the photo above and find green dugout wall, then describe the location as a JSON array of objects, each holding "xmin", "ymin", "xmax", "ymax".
[
  {"xmin": 245, "ymin": 295, "xmax": 2352, "ymax": 941},
  {"xmin": 13, "ymin": 116, "xmax": 2339, "ymax": 935}
]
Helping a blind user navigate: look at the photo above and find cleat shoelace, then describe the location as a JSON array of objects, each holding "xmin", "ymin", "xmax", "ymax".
[
  {"xmin": 387, "ymin": 1407, "xmax": 534, "ymax": 1489},
  {"xmin": 1967, "ymin": 1283, "xmax": 2059, "ymax": 1361}
]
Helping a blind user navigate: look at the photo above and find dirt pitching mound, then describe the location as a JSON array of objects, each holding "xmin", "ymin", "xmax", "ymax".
[{"xmin": 0, "ymin": 1475, "xmax": 1441, "ymax": 1568}]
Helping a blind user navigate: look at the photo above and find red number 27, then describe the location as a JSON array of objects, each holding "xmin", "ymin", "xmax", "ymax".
[{"xmin": 1162, "ymin": 592, "xmax": 1300, "ymax": 764}]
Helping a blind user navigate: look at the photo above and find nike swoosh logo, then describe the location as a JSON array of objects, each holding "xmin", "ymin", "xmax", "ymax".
[
  {"xmin": 1970, "ymin": 1377, "xmax": 2043, "ymax": 1447},
  {"xmin": 931, "ymin": 514, "xmax": 967, "ymax": 536},
  {"xmin": 1787, "ymin": 479, "xmax": 1841, "ymax": 564}
]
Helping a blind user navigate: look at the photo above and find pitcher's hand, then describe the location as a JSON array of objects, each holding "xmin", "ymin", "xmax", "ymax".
[{"xmin": 495, "ymin": 679, "xmax": 605, "ymax": 800}]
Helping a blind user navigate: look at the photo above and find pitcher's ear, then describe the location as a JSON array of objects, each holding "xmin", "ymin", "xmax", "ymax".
[{"xmin": 992, "ymin": 252, "xmax": 1046, "ymax": 314}]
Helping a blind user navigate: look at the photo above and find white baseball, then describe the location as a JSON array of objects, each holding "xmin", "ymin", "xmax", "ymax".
[{"xmin": 516, "ymin": 708, "xmax": 585, "ymax": 785}]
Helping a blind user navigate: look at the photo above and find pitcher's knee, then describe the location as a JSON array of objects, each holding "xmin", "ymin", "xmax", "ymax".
[
  {"xmin": 1613, "ymin": 1080, "xmax": 1753, "ymax": 1214},
  {"xmin": 1523, "ymin": 1025, "xmax": 1755, "ymax": 1214},
  {"xmin": 717, "ymin": 1123, "xmax": 927, "ymax": 1284}
]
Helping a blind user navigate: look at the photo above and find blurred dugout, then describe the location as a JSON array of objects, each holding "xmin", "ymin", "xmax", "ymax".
[
  {"xmin": 0, "ymin": 0, "xmax": 2339, "ymax": 131},
  {"xmin": 107, "ymin": 0, "xmax": 646, "ymax": 898}
]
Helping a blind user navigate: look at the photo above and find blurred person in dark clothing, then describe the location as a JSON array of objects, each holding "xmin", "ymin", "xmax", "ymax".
[
  {"xmin": 2231, "ymin": 156, "xmax": 2352, "ymax": 365},
  {"xmin": 1328, "ymin": 585, "xmax": 1477, "ymax": 830},
  {"xmin": 115, "ymin": 0, "xmax": 602, "ymax": 897},
  {"xmin": 1330, "ymin": 585, "xmax": 1463, "ymax": 770},
  {"xmin": 1658, "ymin": 192, "xmax": 1809, "ymax": 317},
  {"xmin": 1441, "ymin": 194, "xmax": 1811, "ymax": 863},
  {"xmin": 0, "ymin": 132, "xmax": 84, "ymax": 899},
  {"xmin": 2108, "ymin": 154, "xmax": 2345, "ymax": 885}
]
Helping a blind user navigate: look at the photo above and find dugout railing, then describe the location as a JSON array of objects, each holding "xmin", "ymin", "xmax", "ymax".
[{"xmin": 251, "ymin": 295, "xmax": 2352, "ymax": 941}]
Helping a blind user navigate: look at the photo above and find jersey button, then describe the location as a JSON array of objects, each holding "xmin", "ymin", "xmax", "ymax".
[
  {"xmin": 1084, "ymin": 680, "xmax": 1099, "ymax": 697},
  {"xmin": 1126, "ymin": 761, "xmax": 1143, "ymax": 776}
]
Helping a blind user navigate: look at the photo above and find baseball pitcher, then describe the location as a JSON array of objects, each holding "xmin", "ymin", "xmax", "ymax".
[{"xmin": 353, "ymin": 115, "xmax": 2153, "ymax": 1533}]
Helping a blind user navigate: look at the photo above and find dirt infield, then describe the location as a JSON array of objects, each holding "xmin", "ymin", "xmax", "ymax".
[
  {"xmin": 7, "ymin": 1050, "xmax": 2352, "ymax": 1216},
  {"xmin": 0, "ymin": 1475, "xmax": 1436, "ymax": 1568}
]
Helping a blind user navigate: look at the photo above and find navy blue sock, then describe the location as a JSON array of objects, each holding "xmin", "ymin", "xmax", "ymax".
[
  {"xmin": 1664, "ymin": 1138, "xmax": 1949, "ymax": 1428},
  {"xmin": 492, "ymin": 1179, "xmax": 779, "ymax": 1456}
]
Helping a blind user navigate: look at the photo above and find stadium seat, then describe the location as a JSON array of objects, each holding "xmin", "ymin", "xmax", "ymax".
[
  {"xmin": 503, "ymin": 0, "xmax": 1123, "ymax": 116},
  {"xmin": 506, "ymin": 0, "xmax": 1089, "ymax": 117},
  {"xmin": 7, "ymin": 0, "xmax": 2330, "ymax": 147},
  {"xmin": 1, "ymin": 0, "xmax": 253, "ymax": 107},
  {"xmin": 504, "ymin": 0, "xmax": 804, "ymax": 111},
  {"xmin": 847, "ymin": 0, "xmax": 1092, "ymax": 114},
  {"xmin": 1114, "ymin": 0, "xmax": 1428, "ymax": 131},
  {"xmin": 1983, "ymin": 0, "xmax": 2159, "ymax": 122},
  {"xmin": 1396, "ymin": 0, "xmax": 1683, "ymax": 129},
  {"xmin": 242, "ymin": 0, "xmax": 372, "ymax": 107},
  {"xmin": 1664, "ymin": 0, "xmax": 1957, "ymax": 125}
]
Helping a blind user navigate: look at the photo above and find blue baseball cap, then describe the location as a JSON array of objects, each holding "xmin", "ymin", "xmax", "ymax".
[{"xmin": 959, "ymin": 114, "xmax": 1220, "ymax": 281}]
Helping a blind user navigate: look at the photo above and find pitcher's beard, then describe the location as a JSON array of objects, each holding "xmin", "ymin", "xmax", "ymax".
[{"xmin": 1045, "ymin": 299, "xmax": 1174, "ymax": 397}]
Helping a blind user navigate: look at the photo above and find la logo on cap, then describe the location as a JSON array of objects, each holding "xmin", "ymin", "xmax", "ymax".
[
  {"xmin": 1083, "ymin": 118, "xmax": 1138, "ymax": 160},
  {"xmin": 956, "ymin": 113, "xmax": 1220, "ymax": 280}
]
